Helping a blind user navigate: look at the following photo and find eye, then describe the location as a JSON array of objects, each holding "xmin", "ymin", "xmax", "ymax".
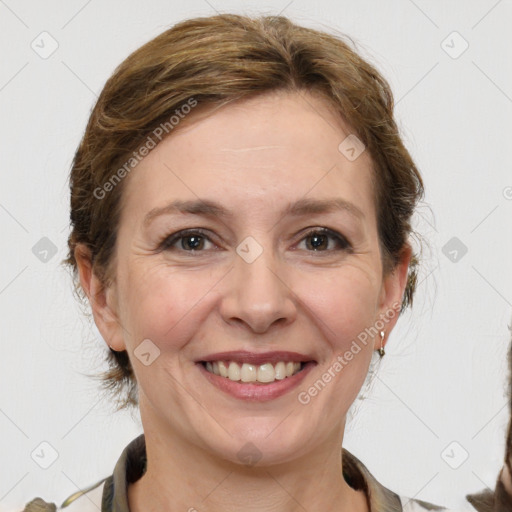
[
  {"xmin": 159, "ymin": 229, "xmax": 216, "ymax": 252},
  {"xmin": 296, "ymin": 228, "xmax": 351, "ymax": 252}
]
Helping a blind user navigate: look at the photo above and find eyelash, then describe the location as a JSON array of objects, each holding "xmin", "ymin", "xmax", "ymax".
[
  {"xmin": 296, "ymin": 228, "xmax": 352, "ymax": 252},
  {"xmin": 159, "ymin": 228, "xmax": 215, "ymax": 252},
  {"xmin": 158, "ymin": 227, "xmax": 352, "ymax": 254}
]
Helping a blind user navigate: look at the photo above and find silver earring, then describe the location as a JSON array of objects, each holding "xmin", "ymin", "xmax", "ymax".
[{"xmin": 378, "ymin": 331, "xmax": 385, "ymax": 357}]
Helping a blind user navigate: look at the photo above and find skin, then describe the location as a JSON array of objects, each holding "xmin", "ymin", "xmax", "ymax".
[{"xmin": 76, "ymin": 90, "xmax": 411, "ymax": 511}]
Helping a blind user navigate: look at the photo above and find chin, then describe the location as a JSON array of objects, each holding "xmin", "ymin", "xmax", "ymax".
[{"xmin": 200, "ymin": 415, "xmax": 323, "ymax": 468}]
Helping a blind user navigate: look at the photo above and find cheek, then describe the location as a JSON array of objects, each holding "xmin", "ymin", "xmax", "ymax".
[
  {"xmin": 295, "ymin": 271, "xmax": 378, "ymax": 406},
  {"xmin": 118, "ymin": 263, "xmax": 220, "ymax": 352},
  {"xmin": 291, "ymin": 267, "xmax": 379, "ymax": 409},
  {"xmin": 294, "ymin": 266, "xmax": 380, "ymax": 347}
]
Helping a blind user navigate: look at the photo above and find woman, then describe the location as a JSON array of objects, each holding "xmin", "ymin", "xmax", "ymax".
[
  {"xmin": 21, "ymin": 13, "xmax": 497, "ymax": 511},
  {"xmin": 466, "ymin": 329, "xmax": 512, "ymax": 511}
]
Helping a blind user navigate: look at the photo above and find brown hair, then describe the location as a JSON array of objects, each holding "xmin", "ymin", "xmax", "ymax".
[
  {"xmin": 63, "ymin": 13, "xmax": 424, "ymax": 410},
  {"xmin": 506, "ymin": 327, "xmax": 512, "ymax": 476}
]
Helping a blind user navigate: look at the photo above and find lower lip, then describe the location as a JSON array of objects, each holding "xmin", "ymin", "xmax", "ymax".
[{"xmin": 197, "ymin": 362, "xmax": 316, "ymax": 402}]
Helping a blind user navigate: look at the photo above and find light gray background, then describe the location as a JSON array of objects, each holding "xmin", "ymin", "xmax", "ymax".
[{"xmin": 1, "ymin": 0, "xmax": 511, "ymax": 510}]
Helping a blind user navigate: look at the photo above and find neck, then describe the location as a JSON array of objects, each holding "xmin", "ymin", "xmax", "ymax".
[{"xmin": 128, "ymin": 407, "xmax": 368, "ymax": 512}]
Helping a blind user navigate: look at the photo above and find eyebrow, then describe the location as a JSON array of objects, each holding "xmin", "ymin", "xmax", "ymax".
[
  {"xmin": 143, "ymin": 200, "xmax": 232, "ymax": 227},
  {"xmin": 143, "ymin": 197, "xmax": 364, "ymax": 227},
  {"xmin": 285, "ymin": 197, "xmax": 364, "ymax": 219}
]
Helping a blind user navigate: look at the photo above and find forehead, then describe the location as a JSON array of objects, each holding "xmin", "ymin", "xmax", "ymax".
[{"xmin": 119, "ymin": 90, "xmax": 377, "ymax": 223}]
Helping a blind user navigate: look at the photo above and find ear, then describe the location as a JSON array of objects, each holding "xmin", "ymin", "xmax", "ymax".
[
  {"xmin": 74, "ymin": 244, "xmax": 127, "ymax": 352},
  {"xmin": 374, "ymin": 244, "xmax": 412, "ymax": 351}
]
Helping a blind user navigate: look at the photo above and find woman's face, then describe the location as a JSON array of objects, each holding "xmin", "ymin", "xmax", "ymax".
[{"xmin": 89, "ymin": 90, "xmax": 408, "ymax": 465}]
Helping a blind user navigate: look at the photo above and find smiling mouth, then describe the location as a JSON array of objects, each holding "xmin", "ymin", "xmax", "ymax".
[{"xmin": 201, "ymin": 360, "xmax": 306, "ymax": 384}]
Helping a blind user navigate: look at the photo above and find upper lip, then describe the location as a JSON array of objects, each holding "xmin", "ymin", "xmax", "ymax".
[{"xmin": 198, "ymin": 350, "xmax": 315, "ymax": 366}]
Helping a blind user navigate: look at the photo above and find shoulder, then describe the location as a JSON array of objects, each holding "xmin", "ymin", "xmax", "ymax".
[
  {"xmin": 342, "ymin": 448, "xmax": 483, "ymax": 512},
  {"xmin": 399, "ymin": 497, "xmax": 446, "ymax": 511},
  {"xmin": 21, "ymin": 477, "xmax": 109, "ymax": 512},
  {"xmin": 60, "ymin": 476, "xmax": 109, "ymax": 511},
  {"xmin": 399, "ymin": 495, "xmax": 482, "ymax": 512},
  {"xmin": 22, "ymin": 433, "xmax": 145, "ymax": 512}
]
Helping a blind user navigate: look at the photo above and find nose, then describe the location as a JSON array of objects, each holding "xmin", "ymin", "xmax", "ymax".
[{"xmin": 218, "ymin": 247, "xmax": 297, "ymax": 334}]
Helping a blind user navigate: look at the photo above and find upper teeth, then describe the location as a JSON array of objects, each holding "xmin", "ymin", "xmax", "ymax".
[{"xmin": 205, "ymin": 361, "xmax": 302, "ymax": 383}]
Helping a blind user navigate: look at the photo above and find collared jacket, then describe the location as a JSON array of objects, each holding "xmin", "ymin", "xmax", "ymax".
[{"xmin": 21, "ymin": 434, "xmax": 510, "ymax": 512}]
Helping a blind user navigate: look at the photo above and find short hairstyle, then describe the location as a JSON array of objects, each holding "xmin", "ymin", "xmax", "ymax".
[
  {"xmin": 63, "ymin": 14, "xmax": 424, "ymax": 410},
  {"xmin": 506, "ymin": 326, "xmax": 512, "ymax": 473},
  {"xmin": 466, "ymin": 323, "xmax": 512, "ymax": 509}
]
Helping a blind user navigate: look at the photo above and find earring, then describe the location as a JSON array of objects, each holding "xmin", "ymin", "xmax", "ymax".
[{"xmin": 378, "ymin": 331, "xmax": 385, "ymax": 357}]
